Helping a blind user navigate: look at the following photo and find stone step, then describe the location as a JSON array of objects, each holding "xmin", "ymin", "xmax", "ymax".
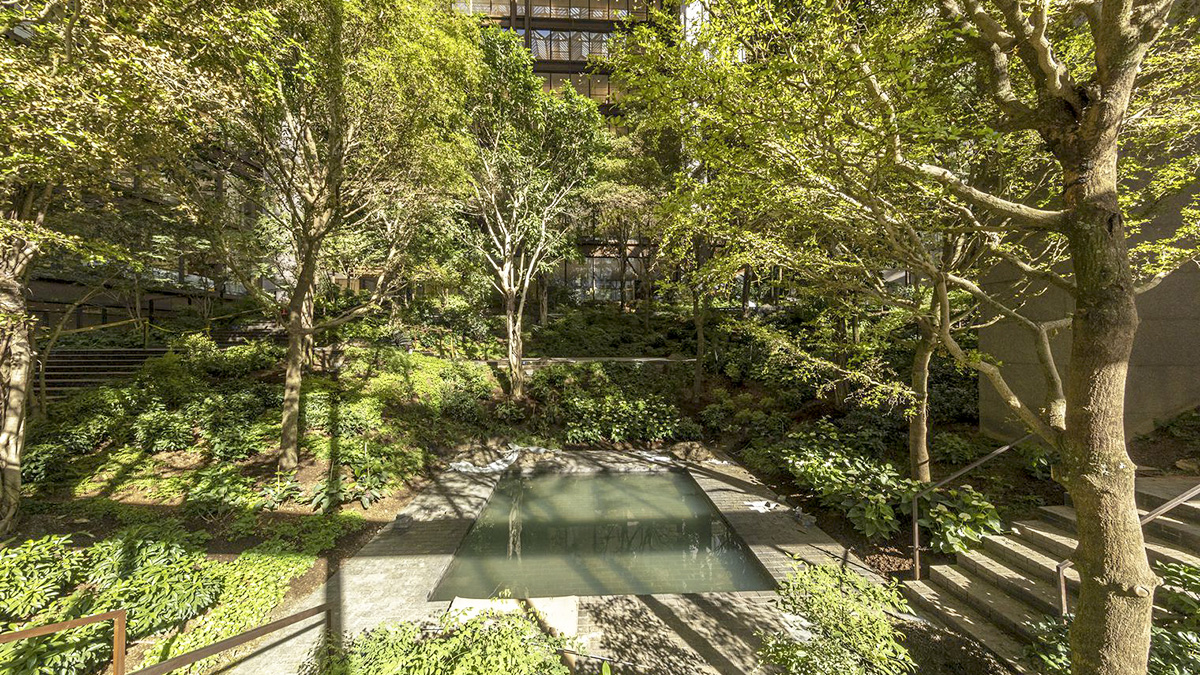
[
  {"xmin": 981, "ymin": 535, "xmax": 1081, "ymax": 592},
  {"xmin": 956, "ymin": 549, "xmax": 1064, "ymax": 617},
  {"xmin": 1137, "ymin": 477, "xmax": 1200, "ymax": 528},
  {"xmin": 929, "ymin": 565, "xmax": 1043, "ymax": 642},
  {"xmin": 902, "ymin": 580, "xmax": 1031, "ymax": 674},
  {"xmin": 1011, "ymin": 519, "xmax": 1200, "ymax": 570},
  {"xmin": 1040, "ymin": 504, "xmax": 1200, "ymax": 552}
]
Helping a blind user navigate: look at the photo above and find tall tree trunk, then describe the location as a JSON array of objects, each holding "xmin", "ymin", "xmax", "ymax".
[
  {"xmin": 279, "ymin": 257, "xmax": 317, "ymax": 473},
  {"xmin": 1061, "ymin": 152, "xmax": 1156, "ymax": 675},
  {"xmin": 692, "ymin": 292, "xmax": 706, "ymax": 400},
  {"xmin": 740, "ymin": 265, "xmax": 752, "ymax": 317},
  {"xmin": 0, "ymin": 243, "xmax": 36, "ymax": 535},
  {"xmin": 618, "ymin": 239, "xmax": 628, "ymax": 309},
  {"xmin": 300, "ymin": 279, "xmax": 315, "ymax": 366},
  {"xmin": 909, "ymin": 321, "xmax": 935, "ymax": 483},
  {"xmin": 641, "ymin": 266, "xmax": 654, "ymax": 329},
  {"xmin": 505, "ymin": 289, "xmax": 525, "ymax": 398},
  {"xmin": 537, "ymin": 273, "xmax": 548, "ymax": 326}
]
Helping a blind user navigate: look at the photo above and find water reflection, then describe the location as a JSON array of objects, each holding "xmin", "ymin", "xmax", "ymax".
[{"xmin": 431, "ymin": 472, "xmax": 775, "ymax": 600}]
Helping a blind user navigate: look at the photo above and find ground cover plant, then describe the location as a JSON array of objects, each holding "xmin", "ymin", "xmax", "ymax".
[
  {"xmin": 301, "ymin": 611, "xmax": 570, "ymax": 675},
  {"xmin": 4, "ymin": 338, "xmax": 510, "ymax": 673},
  {"xmin": 760, "ymin": 564, "xmax": 914, "ymax": 675},
  {"xmin": 1026, "ymin": 561, "xmax": 1200, "ymax": 675}
]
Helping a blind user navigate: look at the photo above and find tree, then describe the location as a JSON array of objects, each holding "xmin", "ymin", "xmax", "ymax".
[
  {"xmin": 461, "ymin": 28, "xmax": 607, "ymax": 398},
  {"xmin": 0, "ymin": 0, "xmax": 234, "ymax": 533},
  {"xmin": 209, "ymin": 0, "xmax": 479, "ymax": 471},
  {"xmin": 611, "ymin": 1, "xmax": 1200, "ymax": 672}
]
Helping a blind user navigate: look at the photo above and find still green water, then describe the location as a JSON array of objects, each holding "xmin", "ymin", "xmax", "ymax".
[{"xmin": 430, "ymin": 471, "xmax": 775, "ymax": 600}]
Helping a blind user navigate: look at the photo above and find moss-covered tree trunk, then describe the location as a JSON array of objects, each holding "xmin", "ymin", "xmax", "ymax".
[
  {"xmin": 1060, "ymin": 147, "xmax": 1156, "ymax": 675},
  {"xmin": 909, "ymin": 320, "xmax": 935, "ymax": 483},
  {"xmin": 0, "ymin": 238, "xmax": 37, "ymax": 535}
]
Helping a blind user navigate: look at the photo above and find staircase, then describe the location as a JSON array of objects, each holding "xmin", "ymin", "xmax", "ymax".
[
  {"xmin": 38, "ymin": 348, "xmax": 170, "ymax": 401},
  {"xmin": 904, "ymin": 476, "xmax": 1200, "ymax": 673}
]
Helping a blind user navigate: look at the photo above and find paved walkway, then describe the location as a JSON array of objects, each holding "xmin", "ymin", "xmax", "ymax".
[{"xmin": 216, "ymin": 446, "xmax": 878, "ymax": 675}]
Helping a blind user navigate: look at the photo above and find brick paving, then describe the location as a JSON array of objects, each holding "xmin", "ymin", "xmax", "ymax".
[{"xmin": 217, "ymin": 446, "xmax": 877, "ymax": 675}]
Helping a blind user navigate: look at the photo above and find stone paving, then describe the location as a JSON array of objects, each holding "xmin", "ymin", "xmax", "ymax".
[{"xmin": 218, "ymin": 445, "xmax": 877, "ymax": 675}]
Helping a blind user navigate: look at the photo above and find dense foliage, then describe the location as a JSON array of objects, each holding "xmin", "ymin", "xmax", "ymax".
[
  {"xmin": 760, "ymin": 564, "xmax": 914, "ymax": 675},
  {"xmin": 302, "ymin": 611, "xmax": 570, "ymax": 675},
  {"xmin": 1027, "ymin": 562, "xmax": 1200, "ymax": 675}
]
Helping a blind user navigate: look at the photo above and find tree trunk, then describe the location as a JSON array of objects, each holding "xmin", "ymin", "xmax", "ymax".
[
  {"xmin": 279, "ymin": 257, "xmax": 317, "ymax": 473},
  {"xmin": 505, "ymin": 290, "xmax": 525, "ymax": 398},
  {"xmin": 300, "ymin": 279, "xmax": 315, "ymax": 366},
  {"xmin": 0, "ymin": 271, "xmax": 34, "ymax": 534},
  {"xmin": 618, "ymin": 240, "xmax": 628, "ymax": 309},
  {"xmin": 537, "ymin": 273, "xmax": 548, "ymax": 326},
  {"xmin": 1060, "ymin": 153, "xmax": 1156, "ymax": 675},
  {"xmin": 909, "ymin": 321, "xmax": 935, "ymax": 483},
  {"xmin": 692, "ymin": 292, "xmax": 706, "ymax": 400},
  {"xmin": 740, "ymin": 265, "xmax": 752, "ymax": 317}
]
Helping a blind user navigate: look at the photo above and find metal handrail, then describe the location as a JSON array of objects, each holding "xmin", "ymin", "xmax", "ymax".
[
  {"xmin": 0, "ymin": 609, "xmax": 127, "ymax": 673},
  {"xmin": 912, "ymin": 433, "xmax": 1033, "ymax": 580},
  {"xmin": 0, "ymin": 603, "xmax": 330, "ymax": 674},
  {"xmin": 1056, "ymin": 480, "xmax": 1200, "ymax": 616}
]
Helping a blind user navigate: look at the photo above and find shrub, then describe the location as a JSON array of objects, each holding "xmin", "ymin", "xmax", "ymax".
[
  {"xmin": 919, "ymin": 486, "xmax": 1002, "ymax": 553},
  {"xmin": 0, "ymin": 525, "xmax": 222, "ymax": 675},
  {"xmin": 0, "ymin": 536, "xmax": 85, "ymax": 622},
  {"xmin": 777, "ymin": 421, "xmax": 1003, "ymax": 550},
  {"xmin": 131, "ymin": 403, "xmax": 195, "ymax": 454},
  {"xmin": 562, "ymin": 393, "xmax": 696, "ymax": 444},
  {"xmin": 932, "ymin": 432, "xmax": 984, "ymax": 465},
  {"xmin": 760, "ymin": 564, "xmax": 914, "ymax": 675},
  {"xmin": 1028, "ymin": 561, "xmax": 1199, "ymax": 675},
  {"xmin": 302, "ymin": 611, "xmax": 570, "ymax": 675}
]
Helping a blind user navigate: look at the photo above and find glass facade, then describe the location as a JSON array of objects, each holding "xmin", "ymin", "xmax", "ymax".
[
  {"xmin": 520, "ymin": 0, "xmax": 650, "ymax": 20},
  {"xmin": 538, "ymin": 72, "xmax": 618, "ymax": 103},
  {"xmin": 530, "ymin": 30, "xmax": 609, "ymax": 61}
]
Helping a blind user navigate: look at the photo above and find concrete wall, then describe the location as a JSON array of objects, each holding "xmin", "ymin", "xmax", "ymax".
[{"xmin": 980, "ymin": 258, "xmax": 1200, "ymax": 441}]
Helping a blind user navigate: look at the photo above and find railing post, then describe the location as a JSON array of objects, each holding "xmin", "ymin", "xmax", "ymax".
[
  {"xmin": 113, "ymin": 610, "xmax": 127, "ymax": 674},
  {"xmin": 912, "ymin": 494, "xmax": 922, "ymax": 581},
  {"xmin": 910, "ymin": 433, "xmax": 1032, "ymax": 581},
  {"xmin": 1056, "ymin": 561, "xmax": 1072, "ymax": 617}
]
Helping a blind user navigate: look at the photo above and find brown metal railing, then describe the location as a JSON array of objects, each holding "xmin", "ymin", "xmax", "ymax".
[
  {"xmin": 0, "ymin": 610, "xmax": 127, "ymax": 673},
  {"xmin": 0, "ymin": 603, "xmax": 330, "ymax": 674},
  {"xmin": 912, "ymin": 433, "xmax": 1033, "ymax": 581},
  {"xmin": 1056, "ymin": 481, "xmax": 1200, "ymax": 616}
]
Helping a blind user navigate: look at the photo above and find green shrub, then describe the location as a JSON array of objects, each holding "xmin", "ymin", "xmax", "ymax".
[
  {"xmin": 182, "ymin": 465, "xmax": 262, "ymax": 523},
  {"xmin": 777, "ymin": 421, "xmax": 1003, "ymax": 550},
  {"xmin": 132, "ymin": 403, "xmax": 195, "ymax": 454},
  {"xmin": 562, "ymin": 393, "xmax": 696, "ymax": 443},
  {"xmin": 140, "ymin": 545, "xmax": 316, "ymax": 675},
  {"xmin": 0, "ymin": 525, "xmax": 222, "ymax": 675},
  {"xmin": 932, "ymin": 432, "xmax": 985, "ymax": 465},
  {"xmin": 919, "ymin": 487, "xmax": 1002, "ymax": 553},
  {"xmin": 0, "ymin": 536, "xmax": 85, "ymax": 622},
  {"xmin": 760, "ymin": 564, "xmax": 914, "ymax": 675},
  {"xmin": 302, "ymin": 611, "xmax": 570, "ymax": 675}
]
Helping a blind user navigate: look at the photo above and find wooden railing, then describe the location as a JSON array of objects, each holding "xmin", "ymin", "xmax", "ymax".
[
  {"xmin": 1055, "ymin": 481, "xmax": 1200, "ymax": 616},
  {"xmin": 911, "ymin": 433, "xmax": 1033, "ymax": 580},
  {"xmin": 0, "ymin": 603, "xmax": 330, "ymax": 674}
]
